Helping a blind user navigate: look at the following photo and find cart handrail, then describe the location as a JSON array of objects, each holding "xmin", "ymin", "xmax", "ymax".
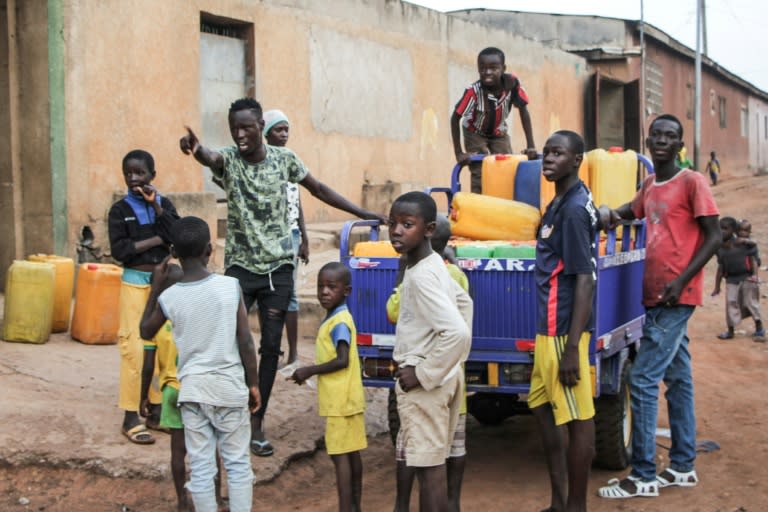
[{"xmin": 340, "ymin": 219, "xmax": 383, "ymax": 257}]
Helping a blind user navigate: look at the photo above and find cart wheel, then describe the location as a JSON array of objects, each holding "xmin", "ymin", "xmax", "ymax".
[
  {"xmin": 388, "ymin": 388, "xmax": 400, "ymax": 446},
  {"xmin": 594, "ymin": 360, "xmax": 633, "ymax": 470}
]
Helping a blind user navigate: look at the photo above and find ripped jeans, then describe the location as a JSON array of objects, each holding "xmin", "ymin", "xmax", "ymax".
[{"xmin": 225, "ymin": 264, "xmax": 293, "ymax": 420}]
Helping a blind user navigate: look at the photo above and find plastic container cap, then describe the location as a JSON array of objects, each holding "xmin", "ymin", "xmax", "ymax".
[{"xmin": 608, "ymin": 146, "xmax": 624, "ymax": 153}]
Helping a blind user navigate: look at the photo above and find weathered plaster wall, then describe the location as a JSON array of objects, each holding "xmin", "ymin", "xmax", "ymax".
[
  {"xmin": 62, "ymin": 0, "xmax": 201, "ymax": 255},
  {"xmin": 17, "ymin": 1, "xmax": 51, "ymax": 257},
  {"xmin": 0, "ymin": 0, "xmax": 52, "ymax": 288},
  {"xmin": 9, "ymin": 0, "xmax": 589, "ymax": 262},
  {"xmin": 0, "ymin": 2, "xmax": 13, "ymax": 281}
]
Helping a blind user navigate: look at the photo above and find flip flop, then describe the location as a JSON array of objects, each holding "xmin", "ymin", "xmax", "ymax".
[
  {"xmin": 598, "ymin": 476, "xmax": 658, "ymax": 499},
  {"xmin": 122, "ymin": 424, "xmax": 155, "ymax": 445},
  {"xmin": 250, "ymin": 439, "xmax": 274, "ymax": 457}
]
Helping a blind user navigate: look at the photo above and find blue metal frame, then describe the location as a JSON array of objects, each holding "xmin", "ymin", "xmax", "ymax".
[{"xmin": 346, "ymin": 154, "xmax": 654, "ymax": 399}]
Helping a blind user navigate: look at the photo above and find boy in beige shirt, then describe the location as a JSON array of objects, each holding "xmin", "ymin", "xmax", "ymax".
[{"xmin": 388, "ymin": 191, "xmax": 473, "ymax": 512}]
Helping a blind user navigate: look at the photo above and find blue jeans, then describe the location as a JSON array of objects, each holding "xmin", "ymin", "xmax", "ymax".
[
  {"xmin": 630, "ymin": 305, "xmax": 697, "ymax": 482},
  {"xmin": 181, "ymin": 403, "xmax": 253, "ymax": 512}
]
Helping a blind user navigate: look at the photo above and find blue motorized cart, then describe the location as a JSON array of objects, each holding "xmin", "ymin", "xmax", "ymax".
[{"xmin": 341, "ymin": 154, "xmax": 653, "ymax": 469}]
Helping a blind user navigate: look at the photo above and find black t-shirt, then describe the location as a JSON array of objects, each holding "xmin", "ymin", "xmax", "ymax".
[
  {"xmin": 716, "ymin": 241, "xmax": 757, "ymax": 283},
  {"xmin": 535, "ymin": 181, "xmax": 597, "ymax": 336}
]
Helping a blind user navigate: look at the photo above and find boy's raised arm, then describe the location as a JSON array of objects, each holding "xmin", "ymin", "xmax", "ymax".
[
  {"xmin": 300, "ymin": 173, "xmax": 386, "ymax": 223},
  {"xmin": 235, "ymin": 293, "xmax": 261, "ymax": 412},
  {"xmin": 598, "ymin": 203, "xmax": 635, "ymax": 231},
  {"xmin": 179, "ymin": 126, "xmax": 225, "ymax": 173},
  {"xmin": 517, "ymin": 105, "xmax": 537, "ymax": 160},
  {"xmin": 450, "ymin": 112, "xmax": 471, "ymax": 165}
]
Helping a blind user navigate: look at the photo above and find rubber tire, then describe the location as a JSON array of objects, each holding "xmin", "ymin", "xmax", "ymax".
[
  {"xmin": 388, "ymin": 388, "xmax": 400, "ymax": 446},
  {"xmin": 593, "ymin": 360, "xmax": 633, "ymax": 470},
  {"xmin": 467, "ymin": 393, "xmax": 512, "ymax": 426}
]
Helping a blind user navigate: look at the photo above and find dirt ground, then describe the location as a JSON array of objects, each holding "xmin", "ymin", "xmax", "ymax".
[{"xmin": 2, "ymin": 166, "xmax": 768, "ymax": 511}]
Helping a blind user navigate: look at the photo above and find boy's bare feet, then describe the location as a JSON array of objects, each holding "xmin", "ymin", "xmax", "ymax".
[{"xmin": 145, "ymin": 404, "xmax": 170, "ymax": 434}]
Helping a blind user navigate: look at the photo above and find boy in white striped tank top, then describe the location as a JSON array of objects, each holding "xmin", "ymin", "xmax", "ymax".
[{"xmin": 140, "ymin": 216, "xmax": 261, "ymax": 512}]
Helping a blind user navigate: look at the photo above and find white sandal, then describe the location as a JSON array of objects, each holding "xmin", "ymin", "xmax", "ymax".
[
  {"xmin": 598, "ymin": 475, "xmax": 659, "ymax": 499},
  {"xmin": 657, "ymin": 468, "xmax": 699, "ymax": 488}
]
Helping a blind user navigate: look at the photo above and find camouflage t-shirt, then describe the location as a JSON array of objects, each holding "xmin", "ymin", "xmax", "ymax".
[{"xmin": 214, "ymin": 145, "xmax": 308, "ymax": 274}]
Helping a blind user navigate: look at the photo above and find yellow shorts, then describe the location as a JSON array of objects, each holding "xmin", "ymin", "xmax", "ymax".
[
  {"xmin": 325, "ymin": 413, "xmax": 367, "ymax": 455},
  {"xmin": 527, "ymin": 332, "xmax": 595, "ymax": 426}
]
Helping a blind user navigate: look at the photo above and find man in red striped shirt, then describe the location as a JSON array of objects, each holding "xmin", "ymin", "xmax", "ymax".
[{"xmin": 451, "ymin": 47, "xmax": 537, "ymax": 193}]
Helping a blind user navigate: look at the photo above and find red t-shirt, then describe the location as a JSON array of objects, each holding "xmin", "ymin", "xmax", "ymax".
[{"xmin": 631, "ymin": 169, "xmax": 719, "ymax": 307}]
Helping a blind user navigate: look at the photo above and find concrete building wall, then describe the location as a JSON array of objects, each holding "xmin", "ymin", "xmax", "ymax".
[
  {"xmin": 447, "ymin": 10, "xmax": 630, "ymax": 51},
  {"xmin": 0, "ymin": 0, "xmax": 53, "ymax": 288},
  {"xmin": 643, "ymin": 40, "xmax": 751, "ymax": 172},
  {"xmin": 747, "ymin": 96, "xmax": 768, "ymax": 172},
  {"xmin": 0, "ymin": 2, "xmax": 14, "ymax": 279},
  {"xmin": 49, "ymin": 0, "xmax": 588, "ymax": 257},
  {"xmin": 17, "ymin": 0, "xmax": 52, "ymax": 255}
]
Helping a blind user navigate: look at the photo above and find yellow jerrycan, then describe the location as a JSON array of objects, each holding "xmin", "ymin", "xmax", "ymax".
[
  {"xmin": 3, "ymin": 260, "xmax": 55, "ymax": 343},
  {"xmin": 352, "ymin": 241, "xmax": 400, "ymax": 258},
  {"xmin": 450, "ymin": 192, "xmax": 541, "ymax": 241},
  {"xmin": 28, "ymin": 254, "xmax": 75, "ymax": 333},
  {"xmin": 481, "ymin": 154, "xmax": 526, "ymax": 200},
  {"xmin": 587, "ymin": 148, "xmax": 637, "ymax": 209}
]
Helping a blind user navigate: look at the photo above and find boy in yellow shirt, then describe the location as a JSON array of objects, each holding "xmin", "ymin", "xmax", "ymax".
[{"xmin": 290, "ymin": 262, "xmax": 366, "ymax": 512}]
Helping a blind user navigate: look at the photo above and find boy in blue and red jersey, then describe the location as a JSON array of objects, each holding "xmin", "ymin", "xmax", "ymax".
[
  {"xmin": 528, "ymin": 130, "xmax": 597, "ymax": 512},
  {"xmin": 451, "ymin": 47, "xmax": 537, "ymax": 193}
]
